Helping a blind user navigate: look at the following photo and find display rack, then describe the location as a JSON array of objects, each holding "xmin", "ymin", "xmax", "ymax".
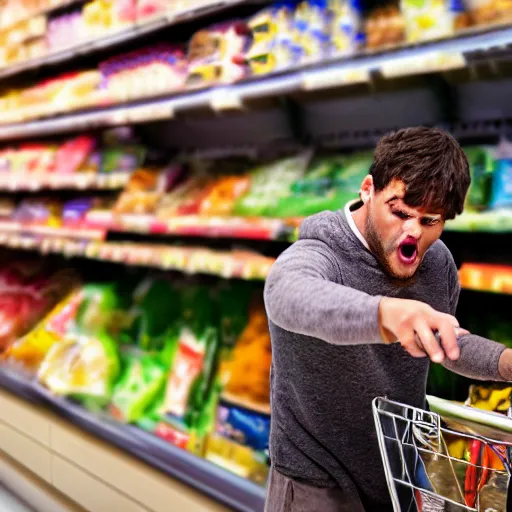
[
  {"xmin": 0, "ymin": 0, "xmax": 258, "ymax": 80},
  {"xmin": 0, "ymin": 367, "xmax": 266, "ymax": 512},
  {"xmin": 1, "ymin": 24, "xmax": 512, "ymax": 140}
]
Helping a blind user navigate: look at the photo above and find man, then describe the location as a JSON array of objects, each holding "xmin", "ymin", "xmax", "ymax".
[{"xmin": 264, "ymin": 127, "xmax": 512, "ymax": 511}]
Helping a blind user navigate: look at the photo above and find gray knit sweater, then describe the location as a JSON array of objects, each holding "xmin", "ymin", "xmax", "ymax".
[{"xmin": 264, "ymin": 205, "xmax": 506, "ymax": 509}]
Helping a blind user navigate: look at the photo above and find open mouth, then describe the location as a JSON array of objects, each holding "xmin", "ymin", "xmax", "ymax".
[{"xmin": 398, "ymin": 238, "xmax": 418, "ymax": 265}]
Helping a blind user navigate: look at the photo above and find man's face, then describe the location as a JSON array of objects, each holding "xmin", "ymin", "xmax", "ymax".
[{"xmin": 364, "ymin": 179, "xmax": 445, "ymax": 280}]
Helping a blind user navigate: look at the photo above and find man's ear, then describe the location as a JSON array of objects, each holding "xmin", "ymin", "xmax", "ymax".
[{"xmin": 360, "ymin": 175, "xmax": 374, "ymax": 204}]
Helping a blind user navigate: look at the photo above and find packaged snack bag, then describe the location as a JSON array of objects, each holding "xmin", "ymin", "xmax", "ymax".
[
  {"xmin": 365, "ymin": 6, "xmax": 405, "ymax": 49},
  {"xmin": 204, "ymin": 404, "xmax": 270, "ymax": 484},
  {"xmin": 234, "ymin": 153, "xmax": 312, "ymax": 217},
  {"xmin": 487, "ymin": 138, "xmax": 512, "ymax": 210},
  {"xmin": 36, "ymin": 283, "xmax": 123, "ymax": 403},
  {"xmin": 110, "ymin": 352, "xmax": 167, "ymax": 423},
  {"xmin": 38, "ymin": 331, "xmax": 120, "ymax": 402},
  {"xmin": 198, "ymin": 175, "xmax": 251, "ymax": 216},
  {"xmin": 0, "ymin": 263, "xmax": 79, "ymax": 356},
  {"xmin": 120, "ymin": 277, "xmax": 181, "ymax": 351},
  {"xmin": 463, "ymin": 146, "xmax": 494, "ymax": 211},
  {"xmin": 12, "ymin": 198, "xmax": 63, "ymax": 227},
  {"xmin": 54, "ymin": 136, "xmax": 96, "ymax": 175},
  {"xmin": 4, "ymin": 285, "xmax": 82, "ymax": 370},
  {"xmin": 186, "ymin": 21, "xmax": 251, "ymax": 87},
  {"xmin": 400, "ymin": 0, "xmax": 467, "ymax": 43},
  {"xmin": 159, "ymin": 286, "xmax": 220, "ymax": 448},
  {"xmin": 247, "ymin": 4, "xmax": 295, "ymax": 74},
  {"xmin": 222, "ymin": 296, "xmax": 272, "ymax": 409}
]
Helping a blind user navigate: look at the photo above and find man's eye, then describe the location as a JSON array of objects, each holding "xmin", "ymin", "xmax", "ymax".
[
  {"xmin": 392, "ymin": 210, "xmax": 410, "ymax": 220},
  {"xmin": 422, "ymin": 218, "xmax": 440, "ymax": 226}
]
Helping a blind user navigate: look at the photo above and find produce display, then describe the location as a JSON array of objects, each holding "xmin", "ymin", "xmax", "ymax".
[{"xmin": 1, "ymin": 264, "xmax": 271, "ymax": 484}]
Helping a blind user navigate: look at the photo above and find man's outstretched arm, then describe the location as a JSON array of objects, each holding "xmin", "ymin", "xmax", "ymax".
[
  {"xmin": 264, "ymin": 239, "xmax": 384, "ymax": 346},
  {"xmin": 442, "ymin": 263, "xmax": 510, "ymax": 381}
]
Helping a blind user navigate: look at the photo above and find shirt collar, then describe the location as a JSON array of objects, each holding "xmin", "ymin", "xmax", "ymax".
[{"xmin": 344, "ymin": 200, "xmax": 370, "ymax": 250}]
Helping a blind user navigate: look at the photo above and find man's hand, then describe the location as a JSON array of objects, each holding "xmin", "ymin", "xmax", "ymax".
[
  {"xmin": 498, "ymin": 349, "xmax": 512, "ymax": 381},
  {"xmin": 379, "ymin": 297, "xmax": 460, "ymax": 363}
]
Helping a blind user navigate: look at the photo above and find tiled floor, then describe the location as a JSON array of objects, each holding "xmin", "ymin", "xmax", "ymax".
[{"xmin": 0, "ymin": 485, "xmax": 33, "ymax": 512}]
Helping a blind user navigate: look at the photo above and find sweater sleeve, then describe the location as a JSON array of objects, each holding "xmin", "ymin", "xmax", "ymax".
[
  {"xmin": 443, "ymin": 333, "xmax": 506, "ymax": 381},
  {"xmin": 264, "ymin": 238, "xmax": 384, "ymax": 346},
  {"xmin": 442, "ymin": 254, "xmax": 506, "ymax": 381}
]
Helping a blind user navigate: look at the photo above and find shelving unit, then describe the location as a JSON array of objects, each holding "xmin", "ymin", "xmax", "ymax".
[{"xmin": 0, "ymin": 1, "xmax": 510, "ymax": 511}]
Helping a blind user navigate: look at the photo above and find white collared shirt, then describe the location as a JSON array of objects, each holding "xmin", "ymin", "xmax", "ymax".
[{"xmin": 344, "ymin": 200, "xmax": 370, "ymax": 250}]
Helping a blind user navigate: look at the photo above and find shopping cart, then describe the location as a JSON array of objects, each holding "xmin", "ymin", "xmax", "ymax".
[{"xmin": 373, "ymin": 396, "xmax": 512, "ymax": 511}]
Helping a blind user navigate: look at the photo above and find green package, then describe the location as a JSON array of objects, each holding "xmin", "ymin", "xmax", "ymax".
[
  {"xmin": 463, "ymin": 146, "xmax": 494, "ymax": 212},
  {"xmin": 121, "ymin": 277, "xmax": 182, "ymax": 351},
  {"xmin": 234, "ymin": 153, "xmax": 312, "ymax": 217},
  {"xmin": 111, "ymin": 353, "xmax": 167, "ymax": 423}
]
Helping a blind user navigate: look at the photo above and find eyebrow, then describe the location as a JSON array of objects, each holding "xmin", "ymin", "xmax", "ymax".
[{"xmin": 386, "ymin": 197, "xmax": 442, "ymax": 220}]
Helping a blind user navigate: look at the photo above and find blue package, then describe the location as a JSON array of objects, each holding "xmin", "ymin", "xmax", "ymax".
[
  {"xmin": 489, "ymin": 159, "xmax": 512, "ymax": 210},
  {"xmin": 217, "ymin": 404, "xmax": 270, "ymax": 452}
]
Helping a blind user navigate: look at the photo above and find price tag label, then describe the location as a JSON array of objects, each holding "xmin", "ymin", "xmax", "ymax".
[
  {"xmin": 380, "ymin": 51, "xmax": 466, "ymax": 78},
  {"xmin": 210, "ymin": 88, "xmax": 243, "ymax": 111},
  {"xmin": 107, "ymin": 109, "xmax": 129, "ymax": 126},
  {"xmin": 128, "ymin": 104, "xmax": 174, "ymax": 124},
  {"xmin": 302, "ymin": 67, "xmax": 370, "ymax": 91}
]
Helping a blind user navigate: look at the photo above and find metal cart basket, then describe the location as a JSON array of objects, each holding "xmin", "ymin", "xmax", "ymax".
[{"xmin": 373, "ymin": 396, "xmax": 512, "ymax": 511}]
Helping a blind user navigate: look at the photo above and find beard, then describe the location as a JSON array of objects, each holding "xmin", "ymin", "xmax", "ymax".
[{"xmin": 365, "ymin": 213, "xmax": 418, "ymax": 283}]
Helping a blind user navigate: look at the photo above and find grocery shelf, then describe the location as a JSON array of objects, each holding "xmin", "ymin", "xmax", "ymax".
[
  {"xmin": 2, "ymin": 24, "xmax": 512, "ymax": 140},
  {"xmin": 0, "ymin": 171, "xmax": 129, "ymax": 191},
  {"xmin": 459, "ymin": 263, "xmax": 512, "ymax": 295},
  {"xmin": 0, "ymin": 232, "xmax": 275, "ymax": 279},
  {"xmin": 445, "ymin": 210, "xmax": 512, "ymax": 233},
  {"xmin": 0, "ymin": 0, "xmax": 259, "ymax": 81},
  {"xmin": 0, "ymin": 366, "xmax": 266, "ymax": 512},
  {"xmin": 0, "ymin": 0, "xmax": 83, "ymax": 32},
  {"xmin": 87, "ymin": 211, "xmax": 295, "ymax": 241},
  {"xmin": 0, "ymin": 222, "xmax": 106, "ymax": 241}
]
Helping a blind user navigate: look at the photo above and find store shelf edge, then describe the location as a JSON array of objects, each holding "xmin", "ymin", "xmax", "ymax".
[{"xmin": 0, "ymin": 366, "xmax": 266, "ymax": 512}]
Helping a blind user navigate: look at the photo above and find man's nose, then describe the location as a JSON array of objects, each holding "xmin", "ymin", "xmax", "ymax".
[{"xmin": 404, "ymin": 218, "xmax": 422, "ymax": 239}]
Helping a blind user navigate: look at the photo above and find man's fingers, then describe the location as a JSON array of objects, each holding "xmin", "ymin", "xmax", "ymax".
[
  {"xmin": 440, "ymin": 312, "xmax": 459, "ymax": 328},
  {"xmin": 397, "ymin": 332, "xmax": 427, "ymax": 358},
  {"xmin": 414, "ymin": 321, "xmax": 444, "ymax": 363},
  {"xmin": 404, "ymin": 341, "xmax": 428, "ymax": 358},
  {"xmin": 437, "ymin": 321, "xmax": 460, "ymax": 361}
]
